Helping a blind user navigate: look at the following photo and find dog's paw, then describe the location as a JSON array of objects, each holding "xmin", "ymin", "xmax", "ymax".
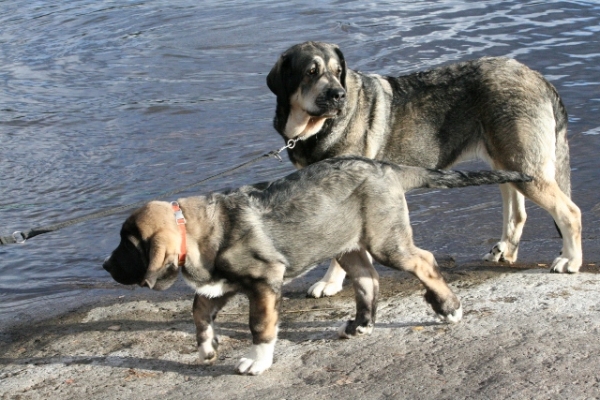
[
  {"xmin": 307, "ymin": 280, "xmax": 343, "ymax": 298},
  {"xmin": 483, "ymin": 242, "xmax": 507, "ymax": 262},
  {"xmin": 483, "ymin": 241, "xmax": 519, "ymax": 263},
  {"xmin": 550, "ymin": 256, "xmax": 581, "ymax": 274},
  {"xmin": 198, "ymin": 337, "xmax": 219, "ymax": 364},
  {"xmin": 236, "ymin": 342, "xmax": 275, "ymax": 375},
  {"xmin": 338, "ymin": 320, "xmax": 374, "ymax": 339}
]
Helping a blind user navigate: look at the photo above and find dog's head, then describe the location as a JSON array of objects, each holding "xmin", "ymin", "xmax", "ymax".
[
  {"xmin": 103, "ymin": 201, "xmax": 183, "ymax": 291},
  {"xmin": 267, "ymin": 41, "xmax": 347, "ymax": 139}
]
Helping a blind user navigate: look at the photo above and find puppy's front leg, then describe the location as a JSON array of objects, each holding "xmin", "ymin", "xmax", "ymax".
[
  {"xmin": 193, "ymin": 293, "xmax": 234, "ymax": 363},
  {"xmin": 237, "ymin": 283, "xmax": 281, "ymax": 375}
]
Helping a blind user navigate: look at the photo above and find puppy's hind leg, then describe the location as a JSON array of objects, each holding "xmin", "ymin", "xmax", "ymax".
[
  {"xmin": 307, "ymin": 258, "xmax": 346, "ymax": 298},
  {"xmin": 336, "ymin": 249, "xmax": 379, "ymax": 338},
  {"xmin": 193, "ymin": 293, "xmax": 235, "ymax": 364},
  {"xmin": 375, "ymin": 247, "xmax": 462, "ymax": 323}
]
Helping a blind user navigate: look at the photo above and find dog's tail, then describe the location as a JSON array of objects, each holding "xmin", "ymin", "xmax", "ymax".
[{"xmin": 400, "ymin": 167, "xmax": 533, "ymax": 192}]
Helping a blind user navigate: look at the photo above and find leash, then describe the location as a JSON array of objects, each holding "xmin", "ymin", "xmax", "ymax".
[{"xmin": 0, "ymin": 138, "xmax": 299, "ymax": 245}]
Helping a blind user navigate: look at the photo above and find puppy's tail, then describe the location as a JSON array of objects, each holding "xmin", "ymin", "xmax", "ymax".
[{"xmin": 401, "ymin": 168, "xmax": 533, "ymax": 191}]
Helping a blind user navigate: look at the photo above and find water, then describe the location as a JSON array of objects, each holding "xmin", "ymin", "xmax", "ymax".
[{"xmin": 1, "ymin": 0, "xmax": 599, "ymax": 328}]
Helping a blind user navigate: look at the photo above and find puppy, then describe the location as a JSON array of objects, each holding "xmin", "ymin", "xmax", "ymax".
[{"xmin": 104, "ymin": 157, "xmax": 532, "ymax": 375}]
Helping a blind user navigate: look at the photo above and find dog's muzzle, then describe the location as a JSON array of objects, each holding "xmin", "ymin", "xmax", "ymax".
[{"xmin": 315, "ymin": 87, "xmax": 347, "ymax": 117}]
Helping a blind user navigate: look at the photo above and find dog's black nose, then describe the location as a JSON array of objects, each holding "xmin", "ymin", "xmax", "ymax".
[{"xmin": 328, "ymin": 87, "xmax": 346, "ymax": 102}]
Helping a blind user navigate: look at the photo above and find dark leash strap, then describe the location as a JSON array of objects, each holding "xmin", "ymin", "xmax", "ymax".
[{"xmin": 0, "ymin": 138, "xmax": 299, "ymax": 245}]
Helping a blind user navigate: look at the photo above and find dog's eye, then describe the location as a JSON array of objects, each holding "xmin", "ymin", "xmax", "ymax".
[
  {"xmin": 308, "ymin": 66, "xmax": 317, "ymax": 76},
  {"xmin": 337, "ymin": 66, "xmax": 343, "ymax": 75}
]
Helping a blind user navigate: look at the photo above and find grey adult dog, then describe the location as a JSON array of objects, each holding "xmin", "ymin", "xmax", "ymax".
[
  {"xmin": 104, "ymin": 157, "xmax": 532, "ymax": 375},
  {"xmin": 267, "ymin": 41, "xmax": 582, "ymax": 298}
]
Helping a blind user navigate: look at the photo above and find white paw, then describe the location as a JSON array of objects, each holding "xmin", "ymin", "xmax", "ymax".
[
  {"xmin": 550, "ymin": 256, "xmax": 581, "ymax": 273},
  {"xmin": 483, "ymin": 242, "xmax": 507, "ymax": 262},
  {"xmin": 236, "ymin": 341, "xmax": 275, "ymax": 375},
  {"xmin": 338, "ymin": 321, "xmax": 374, "ymax": 339},
  {"xmin": 198, "ymin": 338, "xmax": 218, "ymax": 364},
  {"xmin": 198, "ymin": 325, "xmax": 218, "ymax": 363},
  {"xmin": 440, "ymin": 305, "xmax": 463, "ymax": 324},
  {"xmin": 307, "ymin": 281, "xmax": 343, "ymax": 298}
]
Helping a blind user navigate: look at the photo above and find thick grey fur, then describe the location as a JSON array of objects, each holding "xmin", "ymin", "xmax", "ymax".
[{"xmin": 267, "ymin": 41, "xmax": 582, "ymax": 275}]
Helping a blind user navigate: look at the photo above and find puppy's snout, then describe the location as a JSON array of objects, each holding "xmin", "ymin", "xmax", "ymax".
[{"xmin": 328, "ymin": 87, "xmax": 346, "ymax": 102}]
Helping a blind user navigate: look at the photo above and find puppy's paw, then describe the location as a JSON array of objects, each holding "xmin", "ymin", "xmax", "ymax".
[
  {"xmin": 424, "ymin": 290, "xmax": 462, "ymax": 324},
  {"xmin": 338, "ymin": 320, "xmax": 374, "ymax": 339},
  {"xmin": 550, "ymin": 256, "xmax": 581, "ymax": 274},
  {"xmin": 236, "ymin": 342, "xmax": 275, "ymax": 375},
  {"xmin": 439, "ymin": 305, "xmax": 463, "ymax": 324},
  {"xmin": 307, "ymin": 281, "xmax": 343, "ymax": 298},
  {"xmin": 198, "ymin": 337, "xmax": 219, "ymax": 364}
]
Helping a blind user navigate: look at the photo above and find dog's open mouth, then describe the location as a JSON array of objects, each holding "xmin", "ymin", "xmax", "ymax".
[
  {"xmin": 306, "ymin": 116, "xmax": 324, "ymax": 129},
  {"xmin": 309, "ymin": 108, "xmax": 342, "ymax": 120},
  {"xmin": 304, "ymin": 111, "xmax": 340, "ymax": 133}
]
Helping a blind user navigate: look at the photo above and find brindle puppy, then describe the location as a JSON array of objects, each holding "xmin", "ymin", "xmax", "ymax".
[{"xmin": 104, "ymin": 157, "xmax": 532, "ymax": 375}]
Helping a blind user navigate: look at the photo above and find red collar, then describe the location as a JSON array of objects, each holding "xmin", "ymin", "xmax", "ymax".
[{"xmin": 171, "ymin": 201, "xmax": 187, "ymax": 267}]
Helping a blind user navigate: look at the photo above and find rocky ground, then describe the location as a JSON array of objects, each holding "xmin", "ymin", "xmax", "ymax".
[{"xmin": 1, "ymin": 261, "xmax": 600, "ymax": 399}]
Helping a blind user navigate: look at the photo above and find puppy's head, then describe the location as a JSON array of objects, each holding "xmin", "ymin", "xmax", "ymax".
[
  {"xmin": 103, "ymin": 201, "xmax": 183, "ymax": 291},
  {"xmin": 267, "ymin": 41, "xmax": 347, "ymax": 139}
]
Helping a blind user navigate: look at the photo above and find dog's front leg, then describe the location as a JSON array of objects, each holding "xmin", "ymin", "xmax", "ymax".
[
  {"xmin": 237, "ymin": 283, "xmax": 281, "ymax": 375},
  {"xmin": 193, "ymin": 293, "xmax": 234, "ymax": 364}
]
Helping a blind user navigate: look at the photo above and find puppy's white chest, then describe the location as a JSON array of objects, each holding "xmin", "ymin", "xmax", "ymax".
[{"xmin": 192, "ymin": 279, "xmax": 236, "ymax": 298}]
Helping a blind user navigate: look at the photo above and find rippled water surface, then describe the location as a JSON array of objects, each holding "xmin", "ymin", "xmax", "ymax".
[{"xmin": 1, "ymin": 0, "xmax": 599, "ymax": 326}]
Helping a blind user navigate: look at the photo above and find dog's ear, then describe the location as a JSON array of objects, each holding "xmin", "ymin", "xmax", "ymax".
[
  {"xmin": 267, "ymin": 54, "xmax": 291, "ymax": 97},
  {"xmin": 142, "ymin": 233, "xmax": 178, "ymax": 289},
  {"xmin": 333, "ymin": 45, "xmax": 347, "ymax": 89}
]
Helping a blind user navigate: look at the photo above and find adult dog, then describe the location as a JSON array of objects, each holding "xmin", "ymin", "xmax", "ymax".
[
  {"xmin": 103, "ymin": 157, "xmax": 532, "ymax": 375},
  {"xmin": 267, "ymin": 41, "xmax": 582, "ymax": 298}
]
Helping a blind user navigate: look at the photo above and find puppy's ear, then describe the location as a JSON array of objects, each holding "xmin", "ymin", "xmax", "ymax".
[
  {"xmin": 267, "ymin": 54, "xmax": 291, "ymax": 97},
  {"xmin": 142, "ymin": 234, "xmax": 178, "ymax": 289},
  {"xmin": 333, "ymin": 46, "xmax": 347, "ymax": 89}
]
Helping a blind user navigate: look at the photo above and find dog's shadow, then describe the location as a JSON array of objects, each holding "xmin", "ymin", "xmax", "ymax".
[{"xmin": 0, "ymin": 314, "xmax": 444, "ymax": 377}]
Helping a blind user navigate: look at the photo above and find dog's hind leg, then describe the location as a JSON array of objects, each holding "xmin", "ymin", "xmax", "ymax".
[
  {"xmin": 483, "ymin": 183, "xmax": 527, "ymax": 263},
  {"xmin": 193, "ymin": 293, "xmax": 235, "ymax": 364},
  {"xmin": 517, "ymin": 179, "xmax": 582, "ymax": 273},
  {"xmin": 336, "ymin": 248, "xmax": 379, "ymax": 338},
  {"xmin": 237, "ymin": 283, "xmax": 281, "ymax": 375},
  {"xmin": 306, "ymin": 258, "xmax": 347, "ymax": 298}
]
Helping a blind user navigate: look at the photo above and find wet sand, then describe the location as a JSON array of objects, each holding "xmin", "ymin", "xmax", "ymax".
[{"xmin": 2, "ymin": 261, "xmax": 599, "ymax": 399}]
